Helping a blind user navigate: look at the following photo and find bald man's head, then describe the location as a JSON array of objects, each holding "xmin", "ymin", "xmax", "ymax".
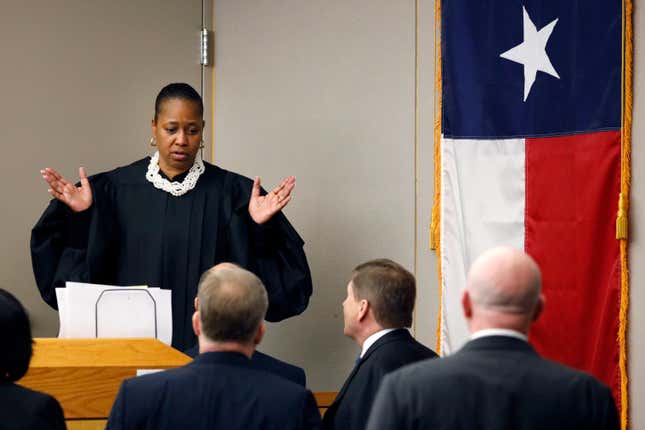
[
  {"xmin": 463, "ymin": 247, "xmax": 543, "ymax": 333},
  {"xmin": 211, "ymin": 262, "xmax": 241, "ymax": 271}
]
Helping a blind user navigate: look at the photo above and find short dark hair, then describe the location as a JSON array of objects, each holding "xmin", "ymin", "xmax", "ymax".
[
  {"xmin": 351, "ymin": 259, "xmax": 416, "ymax": 328},
  {"xmin": 197, "ymin": 266, "xmax": 268, "ymax": 344},
  {"xmin": 0, "ymin": 289, "xmax": 33, "ymax": 382},
  {"xmin": 154, "ymin": 82, "xmax": 203, "ymax": 121}
]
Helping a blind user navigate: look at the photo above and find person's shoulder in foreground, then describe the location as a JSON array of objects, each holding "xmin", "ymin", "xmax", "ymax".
[
  {"xmin": 183, "ymin": 343, "xmax": 306, "ymax": 386},
  {"xmin": 0, "ymin": 383, "xmax": 66, "ymax": 430},
  {"xmin": 366, "ymin": 247, "xmax": 619, "ymax": 430},
  {"xmin": 369, "ymin": 339, "xmax": 618, "ymax": 430},
  {"xmin": 107, "ymin": 351, "xmax": 318, "ymax": 430},
  {"xmin": 251, "ymin": 350, "xmax": 307, "ymax": 386},
  {"xmin": 0, "ymin": 289, "xmax": 66, "ymax": 430}
]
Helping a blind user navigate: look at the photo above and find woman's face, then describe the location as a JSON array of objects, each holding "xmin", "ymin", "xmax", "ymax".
[{"xmin": 152, "ymin": 98, "xmax": 204, "ymax": 179}]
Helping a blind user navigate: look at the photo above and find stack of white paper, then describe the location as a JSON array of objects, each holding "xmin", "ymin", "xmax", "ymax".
[{"xmin": 56, "ymin": 282, "xmax": 172, "ymax": 345}]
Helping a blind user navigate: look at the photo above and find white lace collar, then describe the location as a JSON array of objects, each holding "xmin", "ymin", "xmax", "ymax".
[{"xmin": 145, "ymin": 151, "xmax": 205, "ymax": 196}]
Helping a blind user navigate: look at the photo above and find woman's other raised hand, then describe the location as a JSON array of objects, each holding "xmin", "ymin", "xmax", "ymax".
[{"xmin": 41, "ymin": 167, "xmax": 93, "ymax": 212}]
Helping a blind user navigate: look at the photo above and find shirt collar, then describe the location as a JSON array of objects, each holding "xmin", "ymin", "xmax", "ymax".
[
  {"xmin": 360, "ymin": 328, "xmax": 400, "ymax": 358},
  {"xmin": 470, "ymin": 328, "xmax": 528, "ymax": 342}
]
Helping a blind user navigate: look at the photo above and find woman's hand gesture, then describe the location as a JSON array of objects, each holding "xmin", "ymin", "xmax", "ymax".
[
  {"xmin": 41, "ymin": 167, "xmax": 93, "ymax": 213},
  {"xmin": 248, "ymin": 176, "xmax": 295, "ymax": 224}
]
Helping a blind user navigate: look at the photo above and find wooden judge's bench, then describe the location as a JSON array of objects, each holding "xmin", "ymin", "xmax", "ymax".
[{"xmin": 18, "ymin": 338, "xmax": 335, "ymax": 429}]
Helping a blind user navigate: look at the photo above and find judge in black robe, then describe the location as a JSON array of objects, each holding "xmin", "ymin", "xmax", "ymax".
[{"xmin": 31, "ymin": 158, "xmax": 312, "ymax": 351}]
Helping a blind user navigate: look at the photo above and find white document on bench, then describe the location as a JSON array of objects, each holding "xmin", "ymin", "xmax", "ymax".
[{"xmin": 56, "ymin": 282, "xmax": 172, "ymax": 345}]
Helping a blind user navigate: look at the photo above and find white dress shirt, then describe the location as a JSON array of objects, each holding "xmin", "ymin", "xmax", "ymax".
[
  {"xmin": 360, "ymin": 328, "xmax": 401, "ymax": 358},
  {"xmin": 470, "ymin": 328, "xmax": 528, "ymax": 342}
]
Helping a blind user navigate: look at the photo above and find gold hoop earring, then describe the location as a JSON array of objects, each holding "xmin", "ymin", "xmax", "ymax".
[{"xmin": 150, "ymin": 137, "xmax": 157, "ymax": 147}]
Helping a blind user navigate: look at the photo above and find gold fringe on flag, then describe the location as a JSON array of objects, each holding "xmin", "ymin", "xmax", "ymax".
[
  {"xmin": 432, "ymin": 0, "xmax": 443, "ymax": 354},
  {"xmin": 618, "ymin": 0, "xmax": 632, "ymax": 428},
  {"xmin": 430, "ymin": 5, "xmax": 442, "ymax": 253}
]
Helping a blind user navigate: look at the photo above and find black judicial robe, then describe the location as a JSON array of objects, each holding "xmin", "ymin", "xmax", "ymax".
[{"xmin": 31, "ymin": 158, "xmax": 313, "ymax": 350}]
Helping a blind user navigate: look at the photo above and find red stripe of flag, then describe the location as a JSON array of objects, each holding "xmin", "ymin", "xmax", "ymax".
[{"xmin": 525, "ymin": 130, "xmax": 622, "ymax": 407}]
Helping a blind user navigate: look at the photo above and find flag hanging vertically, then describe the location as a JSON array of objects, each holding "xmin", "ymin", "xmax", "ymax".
[{"xmin": 433, "ymin": 0, "xmax": 631, "ymax": 427}]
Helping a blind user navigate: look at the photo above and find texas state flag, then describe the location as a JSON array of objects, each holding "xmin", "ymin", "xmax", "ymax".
[{"xmin": 437, "ymin": 0, "xmax": 625, "ymax": 414}]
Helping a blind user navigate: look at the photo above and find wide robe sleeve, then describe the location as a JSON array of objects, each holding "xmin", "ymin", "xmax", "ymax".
[
  {"xmin": 226, "ymin": 174, "xmax": 313, "ymax": 322},
  {"xmin": 30, "ymin": 173, "xmax": 118, "ymax": 309}
]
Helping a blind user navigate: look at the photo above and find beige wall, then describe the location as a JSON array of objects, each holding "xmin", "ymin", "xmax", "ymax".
[{"xmin": 212, "ymin": 0, "xmax": 416, "ymax": 390}]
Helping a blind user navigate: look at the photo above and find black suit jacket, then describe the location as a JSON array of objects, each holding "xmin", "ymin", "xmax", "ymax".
[
  {"xmin": 322, "ymin": 329, "xmax": 437, "ymax": 430},
  {"xmin": 0, "ymin": 381, "xmax": 66, "ymax": 430},
  {"xmin": 106, "ymin": 351, "xmax": 320, "ymax": 430},
  {"xmin": 183, "ymin": 345, "xmax": 306, "ymax": 386},
  {"xmin": 367, "ymin": 335, "xmax": 619, "ymax": 430}
]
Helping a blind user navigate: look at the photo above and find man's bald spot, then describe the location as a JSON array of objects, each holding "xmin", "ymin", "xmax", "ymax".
[
  {"xmin": 466, "ymin": 247, "xmax": 542, "ymax": 315},
  {"xmin": 197, "ymin": 263, "xmax": 268, "ymax": 343},
  {"xmin": 212, "ymin": 262, "xmax": 241, "ymax": 271}
]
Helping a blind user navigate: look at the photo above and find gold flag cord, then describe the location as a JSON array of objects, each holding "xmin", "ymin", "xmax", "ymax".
[
  {"xmin": 432, "ymin": 0, "xmax": 443, "ymax": 354},
  {"xmin": 618, "ymin": 0, "xmax": 632, "ymax": 428}
]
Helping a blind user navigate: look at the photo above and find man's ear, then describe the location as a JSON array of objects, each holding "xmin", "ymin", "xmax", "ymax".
[
  {"xmin": 462, "ymin": 290, "xmax": 473, "ymax": 319},
  {"xmin": 532, "ymin": 294, "xmax": 545, "ymax": 322},
  {"xmin": 192, "ymin": 311, "xmax": 201, "ymax": 337},
  {"xmin": 253, "ymin": 322, "xmax": 266, "ymax": 346},
  {"xmin": 357, "ymin": 299, "xmax": 369, "ymax": 322},
  {"xmin": 194, "ymin": 297, "xmax": 199, "ymax": 311}
]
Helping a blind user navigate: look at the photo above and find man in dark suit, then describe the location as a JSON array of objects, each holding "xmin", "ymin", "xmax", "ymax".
[
  {"xmin": 106, "ymin": 264, "xmax": 321, "ymax": 430},
  {"xmin": 322, "ymin": 259, "xmax": 437, "ymax": 430},
  {"xmin": 367, "ymin": 247, "xmax": 619, "ymax": 430},
  {"xmin": 183, "ymin": 346, "xmax": 306, "ymax": 386}
]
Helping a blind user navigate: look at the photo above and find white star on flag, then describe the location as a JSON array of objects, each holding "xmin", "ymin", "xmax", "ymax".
[{"xmin": 500, "ymin": 6, "xmax": 560, "ymax": 101}]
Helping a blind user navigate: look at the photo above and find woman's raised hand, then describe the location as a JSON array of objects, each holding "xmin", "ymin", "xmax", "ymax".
[
  {"xmin": 41, "ymin": 167, "xmax": 93, "ymax": 212},
  {"xmin": 248, "ymin": 176, "xmax": 295, "ymax": 224}
]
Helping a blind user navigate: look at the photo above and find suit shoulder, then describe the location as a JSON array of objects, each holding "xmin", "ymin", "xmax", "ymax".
[
  {"xmin": 252, "ymin": 351, "xmax": 306, "ymax": 385},
  {"xmin": 369, "ymin": 335, "xmax": 437, "ymax": 368},
  {"xmin": 383, "ymin": 353, "xmax": 454, "ymax": 388},
  {"xmin": 121, "ymin": 365, "xmax": 196, "ymax": 393},
  {"xmin": 538, "ymin": 357, "xmax": 614, "ymax": 393},
  {"xmin": 253, "ymin": 367, "xmax": 307, "ymax": 393},
  {"xmin": 0, "ymin": 383, "xmax": 64, "ymax": 425},
  {"xmin": 0, "ymin": 383, "xmax": 59, "ymax": 405}
]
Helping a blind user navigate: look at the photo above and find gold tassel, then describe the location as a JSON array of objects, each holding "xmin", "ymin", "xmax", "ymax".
[
  {"xmin": 616, "ymin": 193, "xmax": 628, "ymax": 240},
  {"xmin": 430, "ymin": 219, "xmax": 437, "ymax": 250}
]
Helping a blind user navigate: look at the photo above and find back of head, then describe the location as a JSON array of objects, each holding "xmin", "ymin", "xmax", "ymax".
[
  {"xmin": 465, "ymin": 247, "xmax": 542, "ymax": 331},
  {"xmin": 197, "ymin": 266, "xmax": 268, "ymax": 344},
  {"xmin": 0, "ymin": 289, "xmax": 33, "ymax": 382},
  {"xmin": 352, "ymin": 259, "xmax": 415, "ymax": 328}
]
